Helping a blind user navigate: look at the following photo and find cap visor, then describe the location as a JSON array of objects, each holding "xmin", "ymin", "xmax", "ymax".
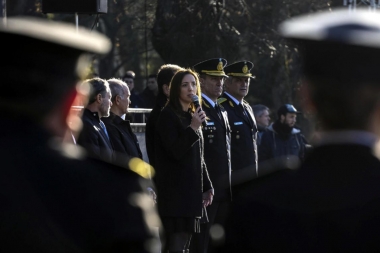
[{"xmin": 207, "ymin": 73, "xmax": 229, "ymax": 78}]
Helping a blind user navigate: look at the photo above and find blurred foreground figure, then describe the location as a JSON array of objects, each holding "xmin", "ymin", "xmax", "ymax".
[
  {"xmin": 222, "ymin": 8, "xmax": 380, "ymax": 253},
  {"xmin": 0, "ymin": 17, "xmax": 160, "ymax": 253}
]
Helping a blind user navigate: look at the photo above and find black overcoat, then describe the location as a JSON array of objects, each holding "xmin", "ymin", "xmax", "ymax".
[
  {"xmin": 154, "ymin": 105, "xmax": 213, "ymax": 218},
  {"xmin": 76, "ymin": 108, "xmax": 114, "ymax": 163},
  {"xmin": 102, "ymin": 112, "xmax": 143, "ymax": 164}
]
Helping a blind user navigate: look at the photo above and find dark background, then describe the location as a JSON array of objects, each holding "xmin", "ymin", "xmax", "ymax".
[{"xmin": 7, "ymin": 0, "xmax": 355, "ymax": 140}]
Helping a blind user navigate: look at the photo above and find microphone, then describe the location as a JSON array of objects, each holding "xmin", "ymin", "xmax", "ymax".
[{"xmin": 191, "ymin": 95, "xmax": 207, "ymax": 128}]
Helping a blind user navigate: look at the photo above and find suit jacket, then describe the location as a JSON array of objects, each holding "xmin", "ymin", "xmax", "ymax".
[
  {"xmin": 219, "ymin": 93, "xmax": 258, "ymax": 175},
  {"xmin": 154, "ymin": 105, "xmax": 213, "ymax": 217},
  {"xmin": 145, "ymin": 95, "xmax": 167, "ymax": 168},
  {"xmin": 223, "ymin": 142, "xmax": 380, "ymax": 253},
  {"xmin": 201, "ymin": 97, "xmax": 232, "ymax": 201},
  {"xmin": 0, "ymin": 117, "xmax": 160, "ymax": 253},
  {"xmin": 76, "ymin": 108, "xmax": 114, "ymax": 163},
  {"xmin": 102, "ymin": 112, "xmax": 143, "ymax": 166}
]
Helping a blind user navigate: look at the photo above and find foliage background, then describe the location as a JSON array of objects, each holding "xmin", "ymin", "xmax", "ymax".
[{"xmin": 7, "ymin": 0, "xmax": 349, "ymax": 139}]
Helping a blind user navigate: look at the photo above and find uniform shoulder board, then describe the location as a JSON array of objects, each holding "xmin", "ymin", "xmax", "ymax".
[
  {"xmin": 202, "ymin": 100, "xmax": 211, "ymax": 108},
  {"xmin": 217, "ymin": 97, "xmax": 227, "ymax": 104}
]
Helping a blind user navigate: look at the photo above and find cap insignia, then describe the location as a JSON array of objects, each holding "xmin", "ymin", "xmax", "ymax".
[
  {"xmin": 242, "ymin": 64, "xmax": 248, "ymax": 74},
  {"xmin": 217, "ymin": 60, "xmax": 223, "ymax": 71}
]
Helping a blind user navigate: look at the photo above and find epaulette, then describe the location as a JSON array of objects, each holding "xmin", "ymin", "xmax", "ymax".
[
  {"xmin": 217, "ymin": 97, "xmax": 227, "ymax": 104},
  {"xmin": 202, "ymin": 100, "xmax": 210, "ymax": 108}
]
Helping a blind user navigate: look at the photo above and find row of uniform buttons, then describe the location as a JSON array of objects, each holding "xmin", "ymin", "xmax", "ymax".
[{"xmin": 234, "ymin": 129, "xmax": 256, "ymax": 140}]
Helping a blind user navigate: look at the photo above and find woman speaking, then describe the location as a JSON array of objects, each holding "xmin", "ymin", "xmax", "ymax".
[{"xmin": 154, "ymin": 69, "xmax": 214, "ymax": 253}]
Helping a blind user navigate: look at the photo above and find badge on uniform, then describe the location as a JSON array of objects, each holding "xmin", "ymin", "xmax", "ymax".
[
  {"xmin": 206, "ymin": 121, "xmax": 215, "ymax": 126},
  {"xmin": 234, "ymin": 122, "xmax": 243, "ymax": 125},
  {"xmin": 208, "ymin": 134, "xmax": 214, "ymax": 144}
]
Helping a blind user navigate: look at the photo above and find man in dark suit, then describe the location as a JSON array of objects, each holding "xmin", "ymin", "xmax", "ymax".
[
  {"xmin": 76, "ymin": 77, "xmax": 114, "ymax": 163},
  {"xmin": 222, "ymin": 8, "xmax": 380, "ymax": 253},
  {"xmin": 103, "ymin": 78, "xmax": 157, "ymax": 201},
  {"xmin": 191, "ymin": 58, "xmax": 232, "ymax": 253},
  {"xmin": 219, "ymin": 61, "xmax": 258, "ymax": 189},
  {"xmin": 0, "ymin": 16, "xmax": 160, "ymax": 252},
  {"xmin": 103, "ymin": 78, "xmax": 143, "ymax": 163}
]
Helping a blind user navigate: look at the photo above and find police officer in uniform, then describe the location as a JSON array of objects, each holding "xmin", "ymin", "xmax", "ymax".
[
  {"xmin": 219, "ymin": 61, "xmax": 258, "ymax": 192},
  {"xmin": 191, "ymin": 58, "xmax": 232, "ymax": 253}
]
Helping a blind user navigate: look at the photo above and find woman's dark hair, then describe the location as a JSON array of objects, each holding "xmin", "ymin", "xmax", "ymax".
[{"xmin": 167, "ymin": 69, "xmax": 202, "ymax": 115}]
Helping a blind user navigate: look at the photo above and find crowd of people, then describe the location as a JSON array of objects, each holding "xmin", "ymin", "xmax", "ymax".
[
  {"xmin": 73, "ymin": 56, "xmax": 310, "ymax": 253},
  {"xmin": 5, "ymin": 6, "xmax": 380, "ymax": 253},
  {"xmin": 122, "ymin": 71, "xmax": 159, "ymax": 123}
]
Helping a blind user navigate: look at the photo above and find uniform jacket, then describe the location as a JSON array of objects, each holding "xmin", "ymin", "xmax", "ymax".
[
  {"xmin": 154, "ymin": 105, "xmax": 213, "ymax": 218},
  {"xmin": 102, "ymin": 112, "xmax": 143, "ymax": 166},
  {"xmin": 219, "ymin": 93, "xmax": 258, "ymax": 174},
  {"xmin": 201, "ymin": 97, "xmax": 232, "ymax": 201},
  {"xmin": 223, "ymin": 139, "xmax": 380, "ymax": 253},
  {"xmin": 76, "ymin": 108, "xmax": 114, "ymax": 163},
  {"xmin": 0, "ymin": 117, "xmax": 160, "ymax": 253},
  {"xmin": 259, "ymin": 122, "xmax": 307, "ymax": 163}
]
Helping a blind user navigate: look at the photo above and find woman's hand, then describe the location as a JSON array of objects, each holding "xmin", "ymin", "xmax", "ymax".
[
  {"xmin": 190, "ymin": 107, "xmax": 206, "ymax": 131},
  {"xmin": 202, "ymin": 189, "xmax": 214, "ymax": 207}
]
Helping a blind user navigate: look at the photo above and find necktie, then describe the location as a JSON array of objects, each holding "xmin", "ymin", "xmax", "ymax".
[
  {"xmin": 239, "ymin": 103, "xmax": 247, "ymax": 116},
  {"xmin": 215, "ymin": 103, "xmax": 222, "ymax": 120},
  {"xmin": 99, "ymin": 121, "xmax": 110, "ymax": 140},
  {"xmin": 239, "ymin": 104, "xmax": 252, "ymax": 125}
]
